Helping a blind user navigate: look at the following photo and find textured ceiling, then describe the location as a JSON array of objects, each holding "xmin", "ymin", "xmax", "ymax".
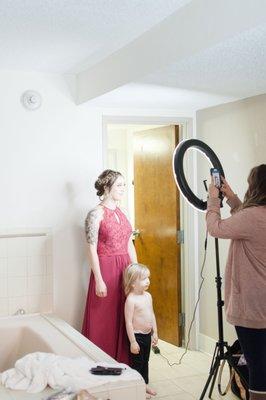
[
  {"xmin": 139, "ymin": 24, "xmax": 266, "ymax": 97},
  {"xmin": 0, "ymin": 0, "xmax": 191, "ymax": 73},
  {"xmin": 1, "ymin": 0, "xmax": 266, "ymax": 102}
]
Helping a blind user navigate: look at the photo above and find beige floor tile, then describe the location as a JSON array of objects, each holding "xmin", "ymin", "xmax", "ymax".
[
  {"xmin": 173, "ymin": 374, "xmax": 210, "ymax": 397},
  {"xmin": 156, "ymin": 392, "xmax": 196, "ymax": 400},
  {"xmin": 148, "ymin": 379, "xmax": 184, "ymax": 397},
  {"xmin": 151, "ymin": 343, "xmax": 211, "ymax": 375},
  {"xmin": 151, "ymin": 359, "xmax": 204, "ymax": 379},
  {"xmin": 155, "ymin": 339, "xmax": 184, "ymax": 356},
  {"xmin": 149, "ymin": 340, "xmax": 239, "ymax": 399},
  {"xmin": 183, "ymin": 359, "xmax": 211, "ymax": 375},
  {"xmin": 149, "ymin": 367, "xmax": 176, "ymax": 382}
]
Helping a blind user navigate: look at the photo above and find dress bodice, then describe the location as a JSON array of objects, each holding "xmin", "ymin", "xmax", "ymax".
[{"xmin": 97, "ymin": 207, "xmax": 132, "ymax": 256}]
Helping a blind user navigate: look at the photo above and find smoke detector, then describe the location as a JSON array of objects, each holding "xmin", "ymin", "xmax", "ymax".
[{"xmin": 21, "ymin": 90, "xmax": 42, "ymax": 110}]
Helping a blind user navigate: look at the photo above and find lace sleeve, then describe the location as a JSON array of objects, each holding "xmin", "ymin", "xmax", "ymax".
[{"xmin": 85, "ymin": 207, "xmax": 102, "ymax": 244}]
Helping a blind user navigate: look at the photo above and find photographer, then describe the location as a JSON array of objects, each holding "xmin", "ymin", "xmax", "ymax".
[{"xmin": 206, "ymin": 164, "xmax": 266, "ymax": 400}]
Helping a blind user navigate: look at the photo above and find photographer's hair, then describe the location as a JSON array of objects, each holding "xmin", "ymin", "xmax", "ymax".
[
  {"xmin": 242, "ymin": 164, "xmax": 266, "ymax": 209},
  {"xmin": 123, "ymin": 263, "xmax": 150, "ymax": 296},
  {"xmin": 94, "ymin": 169, "xmax": 122, "ymax": 197}
]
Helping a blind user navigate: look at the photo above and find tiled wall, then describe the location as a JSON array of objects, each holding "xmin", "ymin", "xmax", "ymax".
[{"xmin": 0, "ymin": 230, "xmax": 53, "ymax": 316}]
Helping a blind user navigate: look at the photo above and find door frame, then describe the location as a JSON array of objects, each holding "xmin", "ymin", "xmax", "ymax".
[{"xmin": 102, "ymin": 115, "xmax": 199, "ymax": 350}]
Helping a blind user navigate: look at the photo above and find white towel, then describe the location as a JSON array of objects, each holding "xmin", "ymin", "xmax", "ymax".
[{"xmin": 0, "ymin": 352, "xmax": 137, "ymax": 393}]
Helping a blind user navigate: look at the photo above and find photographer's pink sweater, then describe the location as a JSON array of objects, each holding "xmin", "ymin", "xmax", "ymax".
[{"xmin": 207, "ymin": 196, "xmax": 266, "ymax": 329}]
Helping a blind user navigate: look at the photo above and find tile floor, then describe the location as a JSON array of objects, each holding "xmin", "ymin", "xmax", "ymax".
[{"xmin": 149, "ymin": 340, "xmax": 239, "ymax": 400}]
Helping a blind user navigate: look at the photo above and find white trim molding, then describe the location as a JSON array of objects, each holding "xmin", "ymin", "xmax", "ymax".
[{"xmin": 198, "ymin": 333, "xmax": 217, "ymax": 356}]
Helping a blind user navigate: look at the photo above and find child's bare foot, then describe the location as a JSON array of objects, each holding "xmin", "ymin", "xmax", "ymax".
[{"xmin": 146, "ymin": 386, "xmax": 157, "ymax": 396}]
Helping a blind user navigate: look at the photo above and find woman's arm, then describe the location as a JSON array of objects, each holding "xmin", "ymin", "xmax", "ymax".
[
  {"xmin": 128, "ymin": 238, "xmax": 137, "ymax": 263},
  {"xmin": 124, "ymin": 297, "xmax": 140, "ymax": 354},
  {"xmin": 206, "ymin": 196, "xmax": 251, "ymax": 240},
  {"xmin": 85, "ymin": 207, "xmax": 107, "ymax": 297}
]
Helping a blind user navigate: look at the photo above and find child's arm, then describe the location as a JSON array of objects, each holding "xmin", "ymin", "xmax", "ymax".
[
  {"xmin": 124, "ymin": 296, "xmax": 140, "ymax": 354},
  {"xmin": 149, "ymin": 294, "xmax": 158, "ymax": 345}
]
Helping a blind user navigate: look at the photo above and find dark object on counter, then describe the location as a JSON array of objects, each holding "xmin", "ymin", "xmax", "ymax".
[{"xmin": 90, "ymin": 366, "xmax": 123, "ymax": 375}]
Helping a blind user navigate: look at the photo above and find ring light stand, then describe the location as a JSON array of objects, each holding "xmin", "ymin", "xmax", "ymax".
[{"xmin": 173, "ymin": 139, "xmax": 248, "ymax": 399}]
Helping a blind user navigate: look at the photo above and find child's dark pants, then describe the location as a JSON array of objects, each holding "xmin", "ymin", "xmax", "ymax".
[{"xmin": 131, "ymin": 332, "xmax": 151, "ymax": 384}]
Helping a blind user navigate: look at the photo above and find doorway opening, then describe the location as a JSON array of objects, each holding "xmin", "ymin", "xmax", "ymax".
[{"xmin": 103, "ymin": 116, "xmax": 198, "ymax": 350}]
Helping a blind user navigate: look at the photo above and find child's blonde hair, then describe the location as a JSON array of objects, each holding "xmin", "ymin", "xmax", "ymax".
[{"xmin": 123, "ymin": 263, "xmax": 150, "ymax": 296}]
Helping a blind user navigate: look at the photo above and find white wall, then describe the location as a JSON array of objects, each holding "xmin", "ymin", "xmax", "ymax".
[
  {"xmin": 106, "ymin": 127, "xmax": 129, "ymax": 212},
  {"xmin": 0, "ymin": 71, "xmax": 104, "ymax": 329},
  {"xmin": 196, "ymin": 94, "xmax": 266, "ymax": 351},
  {"xmin": 0, "ymin": 70, "xmax": 195, "ymax": 331}
]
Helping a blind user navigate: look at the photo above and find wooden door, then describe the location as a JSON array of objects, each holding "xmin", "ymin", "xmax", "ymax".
[{"xmin": 134, "ymin": 125, "xmax": 182, "ymax": 346}]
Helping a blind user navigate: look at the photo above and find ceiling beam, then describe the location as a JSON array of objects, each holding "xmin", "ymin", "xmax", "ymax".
[{"xmin": 76, "ymin": 0, "xmax": 266, "ymax": 104}]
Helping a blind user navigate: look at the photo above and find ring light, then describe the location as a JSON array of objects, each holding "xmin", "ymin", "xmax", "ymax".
[{"xmin": 172, "ymin": 139, "xmax": 225, "ymax": 211}]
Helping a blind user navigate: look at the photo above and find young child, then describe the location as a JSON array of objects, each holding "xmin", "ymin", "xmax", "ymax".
[{"xmin": 123, "ymin": 263, "xmax": 158, "ymax": 398}]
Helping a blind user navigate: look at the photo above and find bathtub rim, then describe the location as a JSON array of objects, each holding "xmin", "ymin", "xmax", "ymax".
[
  {"xmin": 0, "ymin": 312, "xmax": 118, "ymax": 364},
  {"xmin": 0, "ymin": 313, "xmax": 146, "ymax": 399}
]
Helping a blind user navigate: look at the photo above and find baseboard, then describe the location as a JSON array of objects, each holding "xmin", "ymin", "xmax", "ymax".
[{"xmin": 198, "ymin": 333, "xmax": 217, "ymax": 355}]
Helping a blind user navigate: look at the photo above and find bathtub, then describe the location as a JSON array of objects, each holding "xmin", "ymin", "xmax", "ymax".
[{"xmin": 0, "ymin": 313, "xmax": 146, "ymax": 400}]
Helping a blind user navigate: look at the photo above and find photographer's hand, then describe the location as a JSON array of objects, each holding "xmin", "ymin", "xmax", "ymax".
[
  {"xmin": 220, "ymin": 177, "xmax": 235, "ymax": 200},
  {"xmin": 208, "ymin": 179, "xmax": 219, "ymax": 198}
]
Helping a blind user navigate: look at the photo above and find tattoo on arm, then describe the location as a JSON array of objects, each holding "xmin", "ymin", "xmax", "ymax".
[{"xmin": 85, "ymin": 208, "xmax": 100, "ymax": 244}]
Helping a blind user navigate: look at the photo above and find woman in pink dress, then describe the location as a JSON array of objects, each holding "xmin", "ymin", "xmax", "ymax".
[{"xmin": 82, "ymin": 169, "xmax": 137, "ymax": 364}]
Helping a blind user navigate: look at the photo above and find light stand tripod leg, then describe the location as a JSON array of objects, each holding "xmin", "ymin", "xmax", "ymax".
[
  {"xmin": 208, "ymin": 358, "xmax": 220, "ymax": 399},
  {"xmin": 199, "ymin": 238, "xmax": 249, "ymax": 398},
  {"xmin": 199, "ymin": 357, "xmax": 220, "ymax": 400},
  {"xmin": 199, "ymin": 238, "xmax": 227, "ymax": 400}
]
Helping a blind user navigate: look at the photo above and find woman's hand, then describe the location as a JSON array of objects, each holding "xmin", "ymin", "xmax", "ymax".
[
  {"xmin": 95, "ymin": 279, "xmax": 107, "ymax": 297},
  {"xmin": 220, "ymin": 177, "xmax": 235, "ymax": 200},
  {"xmin": 208, "ymin": 181, "xmax": 219, "ymax": 198},
  {"xmin": 130, "ymin": 341, "xmax": 140, "ymax": 354}
]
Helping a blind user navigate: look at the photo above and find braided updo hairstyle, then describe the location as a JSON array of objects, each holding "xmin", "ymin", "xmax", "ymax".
[{"xmin": 94, "ymin": 169, "xmax": 122, "ymax": 197}]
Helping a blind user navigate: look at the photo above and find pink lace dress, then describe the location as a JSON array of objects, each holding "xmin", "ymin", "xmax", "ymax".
[{"xmin": 82, "ymin": 206, "xmax": 132, "ymax": 364}]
